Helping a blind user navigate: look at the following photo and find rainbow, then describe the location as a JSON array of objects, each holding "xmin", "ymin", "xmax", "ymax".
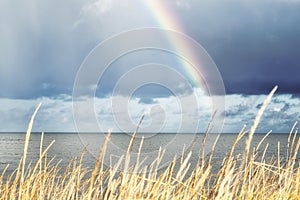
[
  {"xmin": 144, "ymin": 1, "xmax": 206, "ymax": 89},
  {"xmin": 144, "ymin": 1, "xmax": 225, "ymax": 134}
]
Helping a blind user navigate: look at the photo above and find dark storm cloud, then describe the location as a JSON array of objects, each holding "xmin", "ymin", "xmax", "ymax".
[
  {"xmin": 0, "ymin": 0, "xmax": 167, "ymax": 99},
  {"xmin": 1, "ymin": 0, "xmax": 300, "ymax": 99},
  {"xmin": 182, "ymin": 0, "xmax": 300, "ymax": 95},
  {"xmin": 0, "ymin": 0, "xmax": 92, "ymax": 99}
]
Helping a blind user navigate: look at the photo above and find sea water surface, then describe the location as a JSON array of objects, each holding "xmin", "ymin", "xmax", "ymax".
[{"xmin": 0, "ymin": 132, "xmax": 297, "ymax": 175}]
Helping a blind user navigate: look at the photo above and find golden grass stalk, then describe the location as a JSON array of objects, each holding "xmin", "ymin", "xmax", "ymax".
[
  {"xmin": 243, "ymin": 85, "xmax": 278, "ymax": 167},
  {"xmin": 21, "ymin": 103, "xmax": 42, "ymax": 183}
]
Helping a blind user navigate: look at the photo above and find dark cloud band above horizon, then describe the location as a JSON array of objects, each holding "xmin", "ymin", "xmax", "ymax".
[{"xmin": 182, "ymin": 0, "xmax": 300, "ymax": 95}]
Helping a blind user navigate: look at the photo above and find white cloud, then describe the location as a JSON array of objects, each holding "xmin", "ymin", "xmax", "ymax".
[
  {"xmin": 74, "ymin": 0, "xmax": 152, "ymax": 30},
  {"xmin": 82, "ymin": 0, "xmax": 114, "ymax": 15},
  {"xmin": 175, "ymin": 0, "xmax": 191, "ymax": 9},
  {"xmin": 0, "ymin": 97, "xmax": 74, "ymax": 132},
  {"xmin": 1, "ymin": 92, "xmax": 299, "ymax": 133},
  {"xmin": 223, "ymin": 94, "xmax": 300, "ymax": 133}
]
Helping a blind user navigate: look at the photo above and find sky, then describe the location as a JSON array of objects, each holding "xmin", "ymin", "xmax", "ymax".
[{"xmin": 0, "ymin": 0, "xmax": 300, "ymax": 133}]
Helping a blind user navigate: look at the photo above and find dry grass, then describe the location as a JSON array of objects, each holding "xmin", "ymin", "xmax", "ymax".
[{"xmin": 1, "ymin": 86, "xmax": 300, "ymax": 199}]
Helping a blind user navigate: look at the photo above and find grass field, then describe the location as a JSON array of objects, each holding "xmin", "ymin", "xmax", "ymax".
[{"xmin": 1, "ymin": 86, "xmax": 300, "ymax": 199}]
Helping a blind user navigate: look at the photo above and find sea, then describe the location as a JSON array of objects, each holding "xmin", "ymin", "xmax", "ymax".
[{"xmin": 0, "ymin": 132, "xmax": 298, "ymax": 176}]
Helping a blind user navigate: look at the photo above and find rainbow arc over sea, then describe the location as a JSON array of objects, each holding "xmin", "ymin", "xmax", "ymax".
[
  {"xmin": 145, "ymin": 1, "xmax": 207, "ymax": 90},
  {"xmin": 143, "ymin": 1, "xmax": 225, "ymax": 136}
]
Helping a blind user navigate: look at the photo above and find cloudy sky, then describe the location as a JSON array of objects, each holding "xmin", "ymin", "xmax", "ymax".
[{"xmin": 0, "ymin": 0, "xmax": 300, "ymax": 133}]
